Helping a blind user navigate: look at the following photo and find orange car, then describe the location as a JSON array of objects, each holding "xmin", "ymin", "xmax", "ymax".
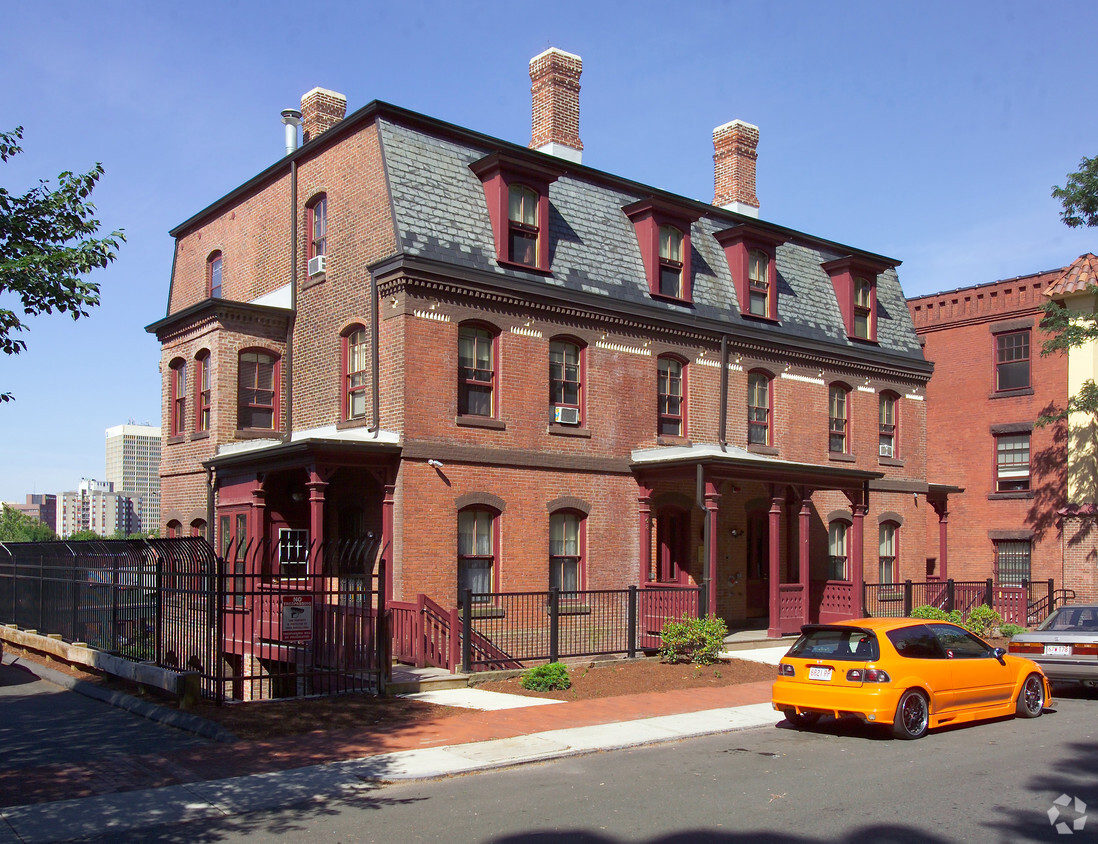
[{"xmin": 771, "ymin": 618, "xmax": 1052, "ymax": 739}]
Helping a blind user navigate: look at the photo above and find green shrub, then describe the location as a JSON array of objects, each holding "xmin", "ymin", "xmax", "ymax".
[
  {"xmin": 999, "ymin": 623, "xmax": 1025, "ymax": 639},
  {"xmin": 520, "ymin": 662, "xmax": 571, "ymax": 691},
  {"xmin": 909, "ymin": 605, "xmax": 962, "ymax": 624},
  {"xmin": 964, "ymin": 605, "xmax": 1003, "ymax": 639},
  {"xmin": 658, "ymin": 615, "xmax": 729, "ymax": 665}
]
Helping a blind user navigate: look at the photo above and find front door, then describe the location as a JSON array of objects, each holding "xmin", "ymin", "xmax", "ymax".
[
  {"xmin": 655, "ymin": 508, "xmax": 689, "ymax": 584},
  {"xmin": 746, "ymin": 511, "xmax": 769, "ymax": 618}
]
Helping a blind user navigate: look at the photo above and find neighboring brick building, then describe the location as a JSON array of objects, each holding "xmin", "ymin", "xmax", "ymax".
[
  {"xmin": 3, "ymin": 494, "xmax": 57, "ymax": 533},
  {"xmin": 909, "ymin": 254, "xmax": 1098, "ymax": 602},
  {"xmin": 148, "ymin": 49, "xmax": 948, "ymax": 638}
]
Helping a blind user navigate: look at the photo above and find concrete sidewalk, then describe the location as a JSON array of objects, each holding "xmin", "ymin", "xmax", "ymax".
[{"xmin": 0, "ymin": 646, "xmax": 788, "ymax": 843}]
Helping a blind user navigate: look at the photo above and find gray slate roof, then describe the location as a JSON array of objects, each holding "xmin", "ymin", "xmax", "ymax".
[{"xmin": 379, "ymin": 119, "xmax": 925, "ymax": 365}]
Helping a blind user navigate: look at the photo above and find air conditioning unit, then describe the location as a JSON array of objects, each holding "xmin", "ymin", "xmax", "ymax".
[
  {"xmin": 879, "ymin": 444, "xmax": 894, "ymax": 458},
  {"xmin": 308, "ymin": 254, "xmax": 327, "ymax": 277},
  {"xmin": 554, "ymin": 406, "xmax": 580, "ymax": 425}
]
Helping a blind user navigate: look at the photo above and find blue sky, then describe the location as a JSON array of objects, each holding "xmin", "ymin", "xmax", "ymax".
[{"xmin": 2, "ymin": 0, "xmax": 1096, "ymax": 505}]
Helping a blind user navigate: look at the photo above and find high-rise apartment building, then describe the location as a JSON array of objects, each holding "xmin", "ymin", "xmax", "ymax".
[
  {"xmin": 105, "ymin": 424, "xmax": 161, "ymax": 534},
  {"xmin": 57, "ymin": 479, "xmax": 139, "ymax": 538}
]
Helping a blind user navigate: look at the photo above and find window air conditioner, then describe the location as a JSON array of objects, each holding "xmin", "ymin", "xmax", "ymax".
[
  {"xmin": 879, "ymin": 444, "xmax": 894, "ymax": 458},
  {"xmin": 554, "ymin": 406, "xmax": 580, "ymax": 425},
  {"xmin": 308, "ymin": 255, "xmax": 327, "ymax": 277}
]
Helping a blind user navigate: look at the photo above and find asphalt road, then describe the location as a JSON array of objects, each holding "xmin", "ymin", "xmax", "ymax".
[{"xmin": 71, "ymin": 683, "xmax": 1097, "ymax": 844}]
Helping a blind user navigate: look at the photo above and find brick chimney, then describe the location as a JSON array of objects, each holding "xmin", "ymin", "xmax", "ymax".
[
  {"xmin": 301, "ymin": 88, "xmax": 347, "ymax": 144},
  {"xmin": 529, "ymin": 48, "xmax": 583, "ymax": 164},
  {"xmin": 713, "ymin": 120, "xmax": 760, "ymax": 217}
]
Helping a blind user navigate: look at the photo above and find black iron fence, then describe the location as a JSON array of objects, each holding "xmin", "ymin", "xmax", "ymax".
[
  {"xmin": 459, "ymin": 584, "xmax": 706, "ymax": 671},
  {"xmin": 863, "ymin": 578, "xmax": 1065, "ymax": 626},
  {"xmin": 0, "ymin": 536, "xmax": 386, "ymax": 702}
]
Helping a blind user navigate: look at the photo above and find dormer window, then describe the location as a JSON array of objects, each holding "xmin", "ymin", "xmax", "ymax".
[
  {"xmin": 624, "ymin": 198, "xmax": 699, "ymax": 304},
  {"xmin": 714, "ymin": 224, "xmax": 784, "ymax": 321},
  {"xmin": 508, "ymin": 184, "xmax": 539, "ymax": 266},
  {"xmin": 471, "ymin": 152, "xmax": 562, "ymax": 274},
  {"xmin": 822, "ymin": 256, "xmax": 891, "ymax": 343}
]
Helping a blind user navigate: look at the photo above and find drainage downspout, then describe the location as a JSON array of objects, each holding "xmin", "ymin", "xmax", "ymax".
[
  {"xmin": 719, "ymin": 335, "xmax": 729, "ymax": 450},
  {"xmin": 283, "ymin": 159, "xmax": 297, "ymax": 443},
  {"xmin": 371, "ymin": 270, "xmax": 380, "ymax": 437}
]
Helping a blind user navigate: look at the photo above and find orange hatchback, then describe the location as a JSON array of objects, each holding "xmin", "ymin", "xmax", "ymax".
[{"xmin": 771, "ymin": 618, "xmax": 1052, "ymax": 739}]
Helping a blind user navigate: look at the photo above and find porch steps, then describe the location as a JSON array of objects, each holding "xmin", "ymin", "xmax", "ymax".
[{"xmin": 388, "ymin": 664, "xmax": 470, "ymax": 695}]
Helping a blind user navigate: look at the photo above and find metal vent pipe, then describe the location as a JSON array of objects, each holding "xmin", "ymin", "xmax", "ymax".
[{"xmin": 281, "ymin": 108, "xmax": 302, "ymax": 156}]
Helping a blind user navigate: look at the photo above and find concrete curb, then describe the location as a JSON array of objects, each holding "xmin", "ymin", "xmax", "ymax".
[{"xmin": 2, "ymin": 654, "xmax": 236, "ymax": 744}]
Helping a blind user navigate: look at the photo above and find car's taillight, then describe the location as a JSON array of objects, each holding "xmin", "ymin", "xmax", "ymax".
[
  {"xmin": 1074, "ymin": 643, "xmax": 1098, "ymax": 655},
  {"xmin": 1009, "ymin": 642, "xmax": 1042, "ymax": 654},
  {"xmin": 847, "ymin": 667, "xmax": 891, "ymax": 683},
  {"xmin": 778, "ymin": 663, "xmax": 795, "ymax": 677}
]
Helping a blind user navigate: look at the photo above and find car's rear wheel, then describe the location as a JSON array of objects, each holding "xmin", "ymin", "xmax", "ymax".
[
  {"xmin": 892, "ymin": 689, "xmax": 929, "ymax": 739},
  {"xmin": 782, "ymin": 709, "xmax": 821, "ymax": 729},
  {"xmin": 1016, "ymin": 673, "xmax": 1045, "ymax": 718}
]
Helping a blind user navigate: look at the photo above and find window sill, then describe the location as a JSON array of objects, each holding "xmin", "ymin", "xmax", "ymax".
[
  {"xmin": 846, "ymin": 335, "xmax": 879, "ymax": 345},
  {"xmin": 456, "ymin": 415, "xmax": 506, "ymax": 431},
  {"xmin": 548, "ymin": 424, "xmax": 591, "ymax": 438},
  {"xmin": 190, "ymin": 431, "xmax": 210, "ymax": 442},
  {"xmin": 989, "ymin": 388, "xmax": 1034, "ymax": 399},
  {"xmin": 747, "ymin": 443, "xmax": 779, "ymax": 456},
  {"xmin": 235, "ymin": 428, "xmax": 282, "ymax": 440},
  {"xmin": 740, "ymin": 312, "xmax": 780, "ymax": 325},
  {"xmin": 988, "ymin": 491, "xmax": 1034, "ymax": 500},
  {"xmin": 495, "ymin": 258, "xmax": 552, "ymax": 276},
  {"xmin": 554, "ymin": 603, "xmax": 592, "ymax": 616},
  {"xmin": 167, "ymin": 434, "xmax": 186, "ymax": 445},
  {"xmin": 828, "ymin": 452, "xmax": 856, "ymax": 463},
  {"xmin": 649, "ymin": 291, "xmax": 694, "ymax": 307},
  {"xmin": 464, "ymin": 605, "xmax": 506, "ymax": 619},
  {"xmin": 303, "ymin": 272, "xmax": 327, "ymax": 290},
  {"xmin": 657, "ymin": 435, "xmax": 692, "ymax": 447},
  {"xmin": 879, "ymin": 457, "xmax": 905, "ymax": 467},
  {"xmin": 336, "ymin": 417, "xmax": 370, "ymax": 431}
]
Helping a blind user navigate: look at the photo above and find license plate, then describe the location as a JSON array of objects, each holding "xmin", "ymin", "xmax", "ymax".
[
  {"xmin": 1044, "ymin": 645, "xmax": 1071, "ymax": 656},
  {"xmin": 808, "ymin": 666, "xmax": 833, "ymax": 681}
]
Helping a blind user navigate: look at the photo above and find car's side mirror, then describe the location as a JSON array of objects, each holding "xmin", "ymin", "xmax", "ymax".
[{"xmin": 993, "ymin": 647, "xmax": 1007, "ymax": 665}]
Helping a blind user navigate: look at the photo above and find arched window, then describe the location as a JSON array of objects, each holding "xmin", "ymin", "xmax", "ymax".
[
  {"xmin": 207, "ymin": 252, "xmax": 222, "ymax": 299},
  {"xmin": 343, "ymin": 325, "xmax": 368, "ymax": 420},
  {"xmin": 458, "ymin": 324, "xmax": 497, "ymax": 417},
  {"xmin": 549, "ymin": 511, "xmax": 584, "ymax": 592},
  {"xmin": 879, "ymin": 522, "xmax": 898, "ymax": 585},
  {"xmin": 195, "ymin": 351, "xmax": 211, "ymax": 433},
  {"xmin": 658, "ymin": 225, "xmax": 684, "ymax": 298},
  {"xmin": 748, "ymin": 371, "xmax": 772, "ymax": 446},
  {"xmin": 829, "ymin": 383, "xmax": 850, "ymax": 454},
  {"xmin": 169, "ymin": 358, "xmax": 187, "ymax": 437},
  {"xmin": 308, "ymin": 194, "xmax": 327, "ymax": 259},
  {"xmin": 508, "ymin": 184, "xmax": 538, "ymax": 266},
  {"xmin": 657, "ymin": 356, "xmax": 686, "ymax": 437},
  {"xmin": 549, "ymin": 338, "xmax": 583, "ymax": 425},
  {"xmin": 166, "ymin": 519, "xmax": 181, "ymax": 539},
  {"xmin": 458, "ymin": 508, "xmax": 497, "ymax": 603},
  {"xmin": 190, "ymin": 519, "xmax": 207, "ymax": 540},
  {"xmin": 828, "ymin": 520, "xmax": 850, "ymax": 581},
  {"xmin": 238, "ymin": 350, "xmax": 279, "ymax": 430},
  {"xmin": 879, "ymin": 392, "xmax": 898, "ymax": 459}
]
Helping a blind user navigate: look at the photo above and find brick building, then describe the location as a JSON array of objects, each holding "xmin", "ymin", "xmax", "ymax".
[
  {"xmin": 148, "ymin": 49, "xmax": 950, "ymax": 637},
  {"xmin": 908, "ymin": 253, "xmax": 1098, "ymax": 602}
]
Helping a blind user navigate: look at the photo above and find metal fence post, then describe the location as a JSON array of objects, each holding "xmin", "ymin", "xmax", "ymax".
[
  {"xmin": 903, "ymin": 580, "xmax": 912, "ymax": 617},
  {"xmin": 946, "ymin": 579, "xmax": 955, "ymax": 613},
  {"xmin": 984, "ymin": 578, "xmax": 994, "ymax": 608},
  {"xmin": 1048, "ymin": 578, "xmax": 1055, "ymax": 612},
  {"xmin": 699, "ymin": 583, "xmax": 708, "ymax": 619},
  {"xmin": 377, "ymin": 555, "xmax": 389, "ymax": 694},
  {"xmin": 549, "ymin": 587, "xmax": 560, "ymax": 664},
  {"xmin": 627, "ymin": 585, "xmax": 638, "ymax": 659},
  {"xmin": 462, "ymin": 589, "xmax": 473, "ymax": 673}
]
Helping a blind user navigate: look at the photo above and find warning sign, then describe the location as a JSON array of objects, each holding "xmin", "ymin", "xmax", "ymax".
[{"xmin": 281, "ymin": 594, "xmax": 313, "ymax": 642}]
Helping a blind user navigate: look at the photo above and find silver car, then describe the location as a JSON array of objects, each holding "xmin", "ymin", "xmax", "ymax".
[{"xmin": 1009, "ymin": 604, "xmax": 1098, "ymax": 683}]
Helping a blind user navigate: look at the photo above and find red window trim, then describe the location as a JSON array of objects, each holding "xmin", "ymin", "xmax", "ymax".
[
  {"xmin": 624, "ymin": 198, "xmax": 700, "ymax": 304},
  {"xmin": 878, "ymin": 521, "xmax": 899, "ymax": 584},
  {"xmin": 821, "ymin": 255, "xmax": 892, "ymax": 343},
  {"xmin": 341, "ymin": 324, "xmax": 368, "ymax": 421},
  {"xmin": 829, "ymin": 382, "xmax": 850, "ymax": 454},
  {"xmin": 207, "ymin": 252, "xmax": 223, "ymax": 299},
  {"xmin": 549, "ymin": 336, "xmax": 585, "ymax": 425},
  {"xmin": 307, "ymin": 194, "xmax": 327, "ymax": 260},
  {"xmin": 470, "ymin": 152, "xmax": 562, "ymax": 274},
  {"xmin": 549, "ymin": 509, "xmax": 587, "ymax": 592},
  {"xmin": 993, "ymin": 329, "xmax": 1031, "ymax": 393},
  {"xmin": 237, "ymin": 348, "xmax": 281, "ymax": 432},
  {"xmin": 169, "ymin": 358, "xmax": 187, "ymax": 437},
  {"xmin": 879, "ymin": 391, "xmax": 899, "ymax": 460},
  {"xmin": 714, "ymin": 224, "xmax": 784, "ymax": 322},
  {"xmin": 195, "ymin": 351, "xmax": 211, "ymax": 433},
  {"xmin": 657, "ymin": 355, "xmax": 688, "ymax": 437},
  {"xmin": 458, "ymin": 322, "xmax": 499, "ymax": 419},
  {"xmin": 748, "ymin": 369, "xmax": 772, "ymax": 446},
  {"xmin": 458, "ymin": 506, "xmax": 500, "ymax": 604}
]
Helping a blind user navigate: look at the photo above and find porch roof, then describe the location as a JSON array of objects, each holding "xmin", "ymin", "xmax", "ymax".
[
  {"xmin": 630, "ymin": 442, "xmax": 883, "ymax": 489},
  {"xmin": 205, "ymin": 424, "xmax": 401, "ymax": 470}
]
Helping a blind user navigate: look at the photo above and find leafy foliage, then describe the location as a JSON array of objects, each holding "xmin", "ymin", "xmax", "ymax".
[
  {"xmin": 658, "ymin": 614, "xmax": 729, "ymax": 665},
  {"xmin": 1052, "ymin": 155, "xmax": 1098, "ymax": 229},
  {"xmin": 0, "ymin": 126, "xmax": 124, "ymax": 401},
  {"xmin": 0, "ymin": 505, "xmax": 58, "ymax": 541},
  {"xmin": 909, "ymin": 605, "xmax": 963, "ymax": 624},
  {"xmin": 520, "ymin": 662, "xmax": 571, "ymax": 691},
  {"xmin": 965, "ymin": 604, "xmax": 1003, "ymax": 639},
  {"xmin": 999, "ymin": 623, "xmax": 1025, "ymax": 639}
]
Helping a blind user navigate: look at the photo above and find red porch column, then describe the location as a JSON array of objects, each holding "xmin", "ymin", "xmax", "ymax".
[
  {"xmin": 250, "ymin": 486, "xmax": 267, "ymax": 575},
  {"xmin": 705, "ymin": 479, "xmax": 721, "ymax": 617},
  {"xmin": 638, "ymin": 482, "xmax": 653, "ymax": 584},
  {"xmin": 767, "ymin": 492, "xmax": 784, "ymax": 638},
  {"xmin": 306, "ymin": 475, "xmax": 328, "ymax": 576},
  {"xmin": 382, "ymin": 469, "xmax": 396, "ymax": 602},
  {"xmin": 799, "ymin": 497, "xmax": 811, "ymax": 627},
  {"xmin": 931, "ymin": 499, "xmax": 949, "ymax": 582},
  {"xmin": 851, "ymin": 503, "xmax": 866, "ymax": 615}
]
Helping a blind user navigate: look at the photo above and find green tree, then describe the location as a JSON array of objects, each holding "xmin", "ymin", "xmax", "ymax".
[
  {"xmin": 0, "ymin": 506, "xmax": 58, "ymax": 541},
  {"xmin": 67, "ymin": 529, "xmax": 104, "ymax": 541},
  {"xmin": 1039, "ymin": 155, "xmax": 1098, "ymax": 423},
  {"xmin": 1, "ymin": 126, "xmax": 124, "ymax": 401}
]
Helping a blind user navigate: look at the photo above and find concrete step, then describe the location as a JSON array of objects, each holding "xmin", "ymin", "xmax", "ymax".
[{"xmin": 388, "ymin": 665, "xmax": 471, "ymax": 695}]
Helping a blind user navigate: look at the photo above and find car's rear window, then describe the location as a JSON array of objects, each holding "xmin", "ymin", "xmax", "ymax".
[
  {"xmin": 788, "ymin": 628, "xmax": 879, "ymax": 661},
  {"xmin": 886, "ymin": 624, "xmax": 946, "ymax": 659},
  {"xmin": 1039, "ymin": 607, "xmax": 1098, "ymax": 632}
]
